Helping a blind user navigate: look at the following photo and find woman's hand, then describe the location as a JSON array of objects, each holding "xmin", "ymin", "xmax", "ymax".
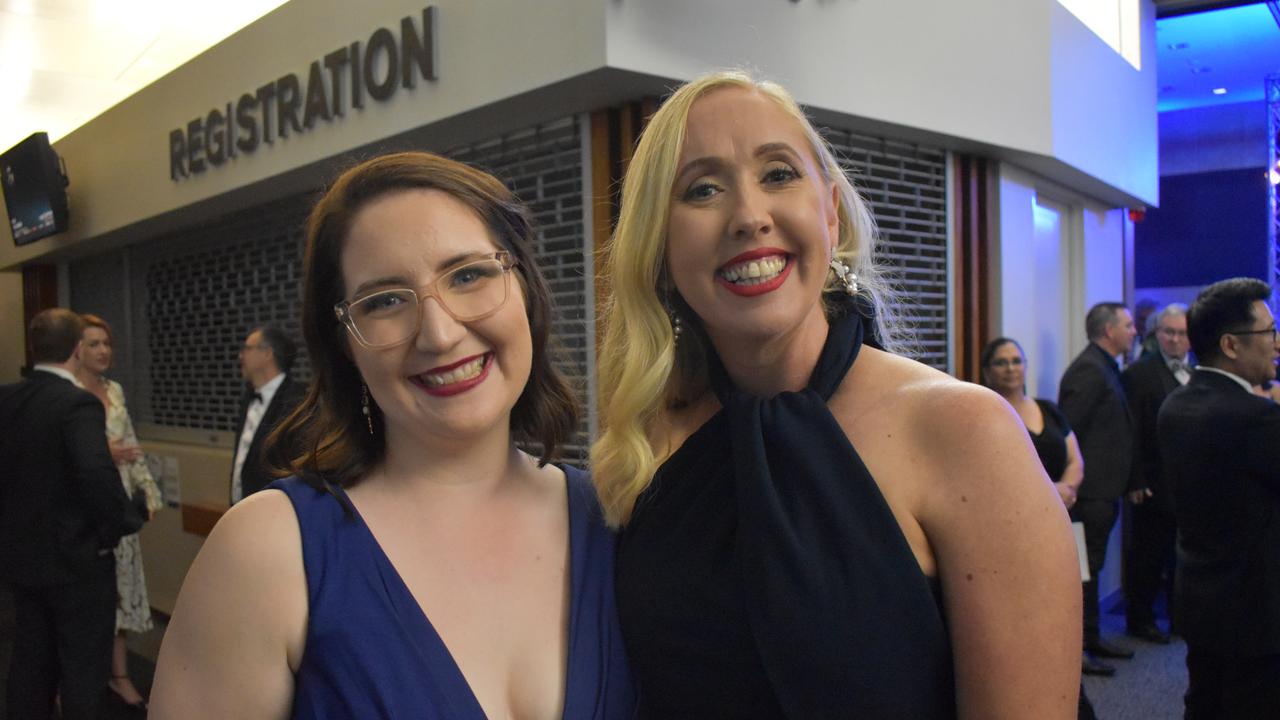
[
  {"xmin": 1054, "ymin": 481, "xmax": 1078, "ymax": 509},
  {"xmin": 109, "ymin": 440, "xmax": 143, "ymax": 465}
]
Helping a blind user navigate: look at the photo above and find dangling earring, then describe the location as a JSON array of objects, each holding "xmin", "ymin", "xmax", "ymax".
[
  {"xmin": 829, "ymin": 257, "xmax": 860, "ymax": 295},
  {"xmin": 669, "ymin": 305, "xmax": 684, "ymax": 348},
  {"xmin": 361, "ymin": 384, "xmax": 373, "ymax": 435}
]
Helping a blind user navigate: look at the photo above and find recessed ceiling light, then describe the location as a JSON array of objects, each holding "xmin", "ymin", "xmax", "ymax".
[{"xmin": 1212, "ymin": 87, "xmax": 1228, "ymax": 95}]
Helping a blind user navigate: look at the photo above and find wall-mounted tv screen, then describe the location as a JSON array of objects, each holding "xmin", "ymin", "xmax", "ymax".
[{"xmin": 1, "ymin": 132, "xmax": 70, "ymax": 246}]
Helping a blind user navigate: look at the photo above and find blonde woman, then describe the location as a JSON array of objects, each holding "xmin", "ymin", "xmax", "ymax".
[
  {"xmin": 592, "ymin": 71, "xmax": 1081, "ymax": 718},
  {"xmin": 76, "ymin": 313, "xmax": 163, "ymax": 711}
]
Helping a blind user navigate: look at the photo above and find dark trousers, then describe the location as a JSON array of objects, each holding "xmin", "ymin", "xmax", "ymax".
[
  {"xmin": 1124, "ymin": 498, "xmax": 1176, "ymax": 629},
  {"xmin": 5, "ymin": 556, "xmax": 116, "ymax": 720},
  {"xmin": 1071, "ymin": 497, "xmax": 1118, "ymax": 644},
  {"xmin": 1184, "ymin": 645, "xmax": 1280, "ymax": 719}
]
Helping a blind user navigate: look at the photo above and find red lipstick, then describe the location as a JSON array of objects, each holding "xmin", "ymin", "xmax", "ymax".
[
  {"xmin": 412, "ymin": 352, "xmax": 492, "ymax": 397},
  {"xmin": 716, "ymin": 249, "xmax": 792, "ymax": 297}
]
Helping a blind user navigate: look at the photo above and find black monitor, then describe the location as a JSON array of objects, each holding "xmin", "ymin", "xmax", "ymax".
[{"xmin": 1, "ymin": 132, "xmax": 70, "ymax": 246}]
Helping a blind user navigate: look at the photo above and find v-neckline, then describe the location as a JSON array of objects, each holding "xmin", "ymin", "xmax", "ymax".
[{"xmin": 332, "ymin": 466, "xmax": 582, "ymax": 720}]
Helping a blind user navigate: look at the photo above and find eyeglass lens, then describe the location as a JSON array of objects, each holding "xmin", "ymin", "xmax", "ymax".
[{"xmin": 347, "ymin": 258, "xmax": 510, "ymax": 347}]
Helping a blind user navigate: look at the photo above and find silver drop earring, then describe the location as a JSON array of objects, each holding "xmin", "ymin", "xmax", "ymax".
[
  {"xmin": 361, "ymin": 384, "xmax": 373, "ymax": 435},
  {"xmin": 669, "ymin": 305, "xmax": 683, "ymax": 348},
  {"xmin": 829, "ymin": 257, "xmax": 860, "ymax": 295}
]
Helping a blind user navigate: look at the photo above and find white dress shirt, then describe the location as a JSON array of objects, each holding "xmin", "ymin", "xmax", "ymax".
[
  {"xmin": 1196, "ymin": 366, "xmax": 1253, "ymax": 394},
  {"xmin": 32, "ymin": 364, "xmax": 84, "ymax": 388},
  {"xmin": 230, "ymin": 372, "xmax": 286, "ymax": 504},
  {"xmin": 1162, "ymin": 352, "xmax": 1192, "ymax": 386}
]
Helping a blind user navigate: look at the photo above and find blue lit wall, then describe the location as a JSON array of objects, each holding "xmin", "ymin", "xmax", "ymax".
[{"xmin": 1134, "ymin": 167, "xmax": 1270, "ymax": 287}]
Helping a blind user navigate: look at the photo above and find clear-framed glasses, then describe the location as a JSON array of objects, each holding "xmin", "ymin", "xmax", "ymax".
[
  {"xmin": 988, "ymin": 357, "xmax": 1024, "ymax": 370},
  {"xmin": 1224, "ymin": 325, "xmax": 1279, "ymax": 342},
  {"xmin": 1157, "ymin": 327, "xmax": 1188, "ymax": 339},
  {"xmin": 334, "ymin": 252, "xmax": 517, "ymax": 349}
]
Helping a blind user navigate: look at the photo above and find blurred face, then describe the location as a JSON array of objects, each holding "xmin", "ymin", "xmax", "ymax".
[
  {"xmin": 339, "ymin": 188, "xmax": 532, "ymax": 445},
  {"xmin": 665, "ymin": 87, "xmax": 840, "ymax": 351},
  {"xmin": 1154, "ymin": 313, "xmax": 1189, "ymax": 360},
  {"xmin": 239, "ymin": 330, "xmax": 273, "ymax": 380},
  {"xmin": 80, "ymin": 326, "xmax": 113, "ymax": 375},
  {"xmin": 983, "ymin": 341, "xmax": 1026, "ymax": 395},
  {"xmin": 1101, "ymin": 308, "xmax": 1137, "ymax": 356},
  {"xmin": 1223, "ymin": 300, "xmax": 1278, "ymax": 386}
]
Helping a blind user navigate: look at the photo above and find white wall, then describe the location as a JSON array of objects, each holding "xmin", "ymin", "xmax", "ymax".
[
  {"xmin": 0, "ymin": 0, "xmax": 609, "ymax": 271},
  {"xmin": 2, "ymin": 0, "xmax": 1160, "ymax": 272}
]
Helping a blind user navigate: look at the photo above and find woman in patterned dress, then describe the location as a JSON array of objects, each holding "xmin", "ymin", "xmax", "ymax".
[{"xmin": 76, "ymin": 313, "xmax": 164, "ymax": 709}]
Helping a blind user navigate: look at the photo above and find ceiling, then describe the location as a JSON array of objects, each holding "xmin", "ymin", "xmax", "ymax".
[
  {"xmin": 0, "ymin": 0, "xmax": 1276, "ymax": 157},
  {"xmin": 1155, "ymin": 1, "xmax": 1280, "ymax": 112},
  {"xmin": 0, "ymin": 0, "xmax": 287, "ymax": 154}
]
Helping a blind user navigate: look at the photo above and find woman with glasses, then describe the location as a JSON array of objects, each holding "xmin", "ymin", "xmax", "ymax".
[
  {"xmin": 151, "ymin": 153, "xmax": 635, "ymax": 719},
  {"xmin": 981, "ymin": 338, "xmax": 1084, "ymax": 511}
]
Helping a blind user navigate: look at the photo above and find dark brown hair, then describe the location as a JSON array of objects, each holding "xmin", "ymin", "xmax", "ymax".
[
  {"xmin": 270, "ymin": 152, "xmax": 579, "ymax": 490},
  {"xmin": 29, "ymin": 308, "xmax": 85, "ymax": 364}
]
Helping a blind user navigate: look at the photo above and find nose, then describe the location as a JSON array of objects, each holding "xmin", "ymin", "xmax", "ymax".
[
  {"xmin": 414, "ymin": 296, "xmax": 466, "ymax": 354},
  {"xmin": 728, "ymin": 179, "xmax": 772, "ymax": 240}
]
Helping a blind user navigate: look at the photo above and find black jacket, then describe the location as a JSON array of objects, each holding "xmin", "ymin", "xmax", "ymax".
[
  {"xmin": 0, "ymin": 371, "xmax": 140, "ymax": 586},
  {"xmin": 231, "ymin": 375, "xmax": 305, "ymax": 503},
  {"xmin": 1059, "ymin": 343, "xmax": 1134, "ymax": 500},
  {"xmin": 1159, "ymin": 369, "xmax": 1280, "ymax": 656},
  {"xmin": 1121, "ymin": 352, "xmax": 1183, "ymax": 516}
]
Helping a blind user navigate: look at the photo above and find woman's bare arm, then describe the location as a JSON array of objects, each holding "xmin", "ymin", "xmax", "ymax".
[
  {"xmin": 917, "ymin": 382, "xmax": 1081, "ymax": 719},
  {"xmin": 149, "ymin": 490, "xmax": 308, "ymax": 719}
]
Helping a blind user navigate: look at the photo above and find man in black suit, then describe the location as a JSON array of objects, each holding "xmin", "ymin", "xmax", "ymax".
[
  {"xmin": 1121, "ymin": 303, "xmax": 1191, "ymax": 644},
  {"xmin": 0, "ymin": 309, "xmax": 142, "ymax": 719},
  {"xmin": 1059, "ymin": 301, "xmax": 1137, "ymax": 675},
  {"xmin": 230, "ymin": 326, "xmax": 304, "ymax": 504},
  {"xmin": 1159, "ymin": 277, "xmax": 1280, "ymax": 718}
]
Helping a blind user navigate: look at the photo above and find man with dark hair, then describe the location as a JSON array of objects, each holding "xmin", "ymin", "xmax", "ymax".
[
  {"xmin": 0, "ymin": 308, "xmax": 142, "ymax": 719},
  {"xmin": 1159, "ymin": 277, "xmax": 1280, "ymax": 718},
  {"xmin": 230, "ymin": 326, "xmax": 304, "ymax": 504},
  {"xmin": 1121, "ymin": 304, "xmax": 1191, "ymax": 645},
  {"xmin": 1059, "ymin": 301, "xmax": 1138, "ymax": 676}
]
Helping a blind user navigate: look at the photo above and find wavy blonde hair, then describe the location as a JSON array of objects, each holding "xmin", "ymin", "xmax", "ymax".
[{"xmin": 591, "ymin": 70, "xmax": 900, "ymax": 526}]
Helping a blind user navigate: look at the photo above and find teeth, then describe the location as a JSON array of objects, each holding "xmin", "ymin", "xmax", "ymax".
[
  {"xmin": 720, "ymin": 255, "xmax": 786, "ymax": 284},
  {"xmin": 422, "ymin": 356, "xmax": 486, "ymax": 387}
]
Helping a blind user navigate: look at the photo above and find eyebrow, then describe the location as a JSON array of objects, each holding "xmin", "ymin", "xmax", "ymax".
[
  {"xmin": 674, "ymin": 142, "xmax": 804, "ymax": 185},
  {"xmin": 348, "ymin": 251, "xmax": 493, "ymax": 297}
]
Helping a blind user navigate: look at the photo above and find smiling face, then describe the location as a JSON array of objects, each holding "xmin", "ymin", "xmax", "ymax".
[
  {"xmin": 339, "ymin": 188, "xmax": 532, "ymax": 446},
  {"xmin": 80, "ymin": 326, "xmax": 113, "ymax": 375},
  {"xmin": 983, "ymin": 340, "xmax": 1027, "ymax": 395},
  {"xmin": 665, "ymin": 86, "xmax": 839, "ymax": 353}
]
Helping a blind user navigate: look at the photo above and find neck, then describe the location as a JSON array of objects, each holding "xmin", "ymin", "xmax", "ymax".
[
  {"xmin": 1093, "ymin": 339, "xmax": 1119, "ymax": 357},
  {"xmin": 376, "ymin": 419, "xmax": 523, "ymax": 496},
  {"xmin": 996, "ymin": 386, "xmax": 1026, "ymax": 404},
  {"xmin": 75, "ymin": 367, "xmax": 104, "ymax": 387},
  {"xmin": 1202, "ymin": 360, "xmax": 1248, "ymax": 381},
  {"xmin": 250, "ymin": 369, "xmax": 281, "ymax": 391},
  {"xmin": 706, "ymin": 305, "xmax": 830, "ymax": 397}
]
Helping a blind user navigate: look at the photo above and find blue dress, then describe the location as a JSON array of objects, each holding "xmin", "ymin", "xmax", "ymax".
[{"xmin": 270, "ymin": 466, "xmax": 635, "ymax": 719}]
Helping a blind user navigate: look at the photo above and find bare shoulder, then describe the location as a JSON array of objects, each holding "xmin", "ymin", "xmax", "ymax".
[
  {"xmin": 150, "ymin": 489, "xmax": 306, "ymax": 719},
  {"xmin": 851, "ymin": 348, "xmax": 1018, "ymax": 439}
]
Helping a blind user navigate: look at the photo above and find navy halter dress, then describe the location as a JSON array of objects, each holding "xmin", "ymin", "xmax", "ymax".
[
  {"xmin": 271, "ymin": 465, "xmax": 635, "ymax": 719},
  {"xmin": 615, "ymin": 298, "xmax": 956, "ymax": 718}
]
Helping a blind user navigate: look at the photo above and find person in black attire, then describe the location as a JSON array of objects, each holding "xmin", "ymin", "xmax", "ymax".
[
  {"xmin": 229, "ymin": 326, "xmax": 304, "ymax": 504},
  {"xmin": 981, "ymin": 338, "xmax": 1083, "ymax": 509},
  {"xmin": 982, "ymin": 337, "xmax": 1097, "ymax": 718},
  {"xmin": 0, "ymin": 308, "xmax": 142, "ymax": 719},
  {"xmin": 1159, "ymin": 278, "xmax": 1280, "ymax": 719},
  {"xmin": 1121, "ymin": 303, "xmax": 1191, "ymax": 645},
  {"xmin": 593, "ymin": 71, "xmax": 1082, "ymax": 719},
  {"xmin": 1059, "ymin": 302, "xmax": 1138, "ymax": 675}
]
